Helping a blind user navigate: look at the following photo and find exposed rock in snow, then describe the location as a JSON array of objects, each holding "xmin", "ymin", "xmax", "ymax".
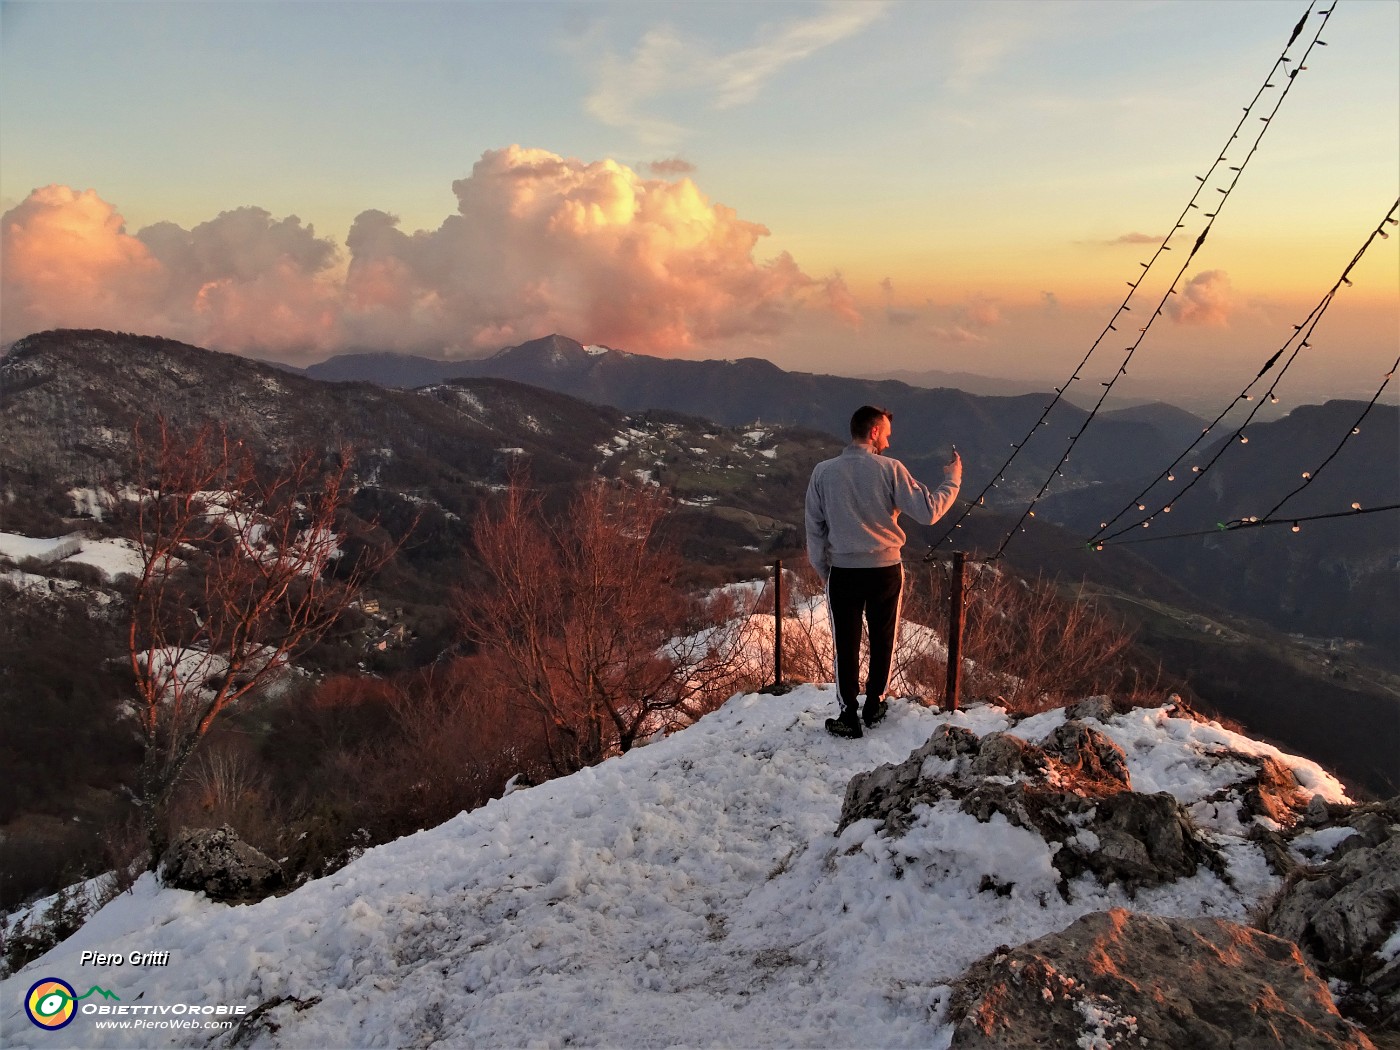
[
  {"xmin": 159, "ymin": 825, "xmax": 283, "ymax": 904},
  {"xmin": 949, "ymin": 908, "xmax": 1373, "ymax": 1049},
  {"xmin": 838, "ymin": 719, "xmax": 1220, "ymax": 895},
  {"xmin": 1266, "ymin": 797, "xmax": 1400, "ymax": 1039}
]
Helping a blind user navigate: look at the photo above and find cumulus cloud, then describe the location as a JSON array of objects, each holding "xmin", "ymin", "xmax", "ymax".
[
  {"xmin": 2, "ymin": 148, "xmax": 857, "ymax": 358},
  {"xmin": 1, "ymin": 185, "xmax": 164, "ymax": 336},
  {"xmin": 1166, "ymin": 269, "xmax": 1233, "ymax": 327},
  {"xmin": 343, "ymin": 146, "xmax": 858, "ymax": 353},
  {"xmin": 586, "ymin": 2, "xmax": 888, "ymax": 146},
  {"xmin": 876, "ymin": 276, "xmax": 918, "ymax": 325},
  {"xmin": 1, "ymin": 186, "xmax": 343, "ymax": 356},
  {"xmin": 137, "ymin": 208, "xmax": 343, "ymax": 352}
]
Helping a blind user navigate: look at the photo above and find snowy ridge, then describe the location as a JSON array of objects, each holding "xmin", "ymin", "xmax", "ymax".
[{"xmin": 0, "ymin": 688, "xmax": 1347, "ymax": 1049}]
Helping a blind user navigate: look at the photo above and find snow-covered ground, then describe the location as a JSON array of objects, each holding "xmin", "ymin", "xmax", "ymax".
[
  {"xmin": 0, "ymin": 686, "xmax": 1349, "ymax": 1050},
  {"xmin": 0, "ymin": 531, "xmax": 144, "ymax": 581}
]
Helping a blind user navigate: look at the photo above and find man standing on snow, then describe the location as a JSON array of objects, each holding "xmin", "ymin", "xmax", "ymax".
[{"xmin": 805, "ymin": 405, "xmax": 961, "ymax": 738}]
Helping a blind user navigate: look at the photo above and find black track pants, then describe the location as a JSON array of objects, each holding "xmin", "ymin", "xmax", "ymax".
[{"xmin": 826, "ymin": 564, "xmax": 903, "ymax": 714}]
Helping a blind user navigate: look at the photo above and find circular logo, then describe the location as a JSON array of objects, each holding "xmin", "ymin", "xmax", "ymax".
[{"xmin": 25, "ymin": 978, "xmax": 77, "ymax": 1030}]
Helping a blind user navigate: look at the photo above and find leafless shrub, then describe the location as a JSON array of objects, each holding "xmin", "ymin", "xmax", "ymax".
[
  {"xmin": 776, "ymin": 562, "xmax": 837, "ymax": 686},
  {"xmin": 459, "ymin": 477, "xmax": 757, "ymax": 778},
  {"xmin": 97, "ymin": 815, "xmax": 148, "ymax": 899},
  {"xmin": 902, "ymin": 562, "xmax": 1155, "ymax": 714}
]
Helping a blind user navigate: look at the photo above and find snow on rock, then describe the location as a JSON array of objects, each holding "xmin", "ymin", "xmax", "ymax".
[{"xmin": 0, "ymin": 689, "xmax": 1351, "ymax": 1049}]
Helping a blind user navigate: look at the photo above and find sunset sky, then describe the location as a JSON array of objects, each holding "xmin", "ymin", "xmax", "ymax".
[{"xmin": 2, "ymin": 0, "xmax": 1396, "ymax": 405}]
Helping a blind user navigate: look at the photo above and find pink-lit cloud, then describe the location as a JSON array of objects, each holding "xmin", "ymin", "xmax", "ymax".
[
  {"xmin": 1, "ymin": 148, "xmax": 857, "ymax": 359},
  {"xmin": 138, "ymin": 208, "xmax": 343, "ymax": 353},
  {"xmin": 1166, "ymin": 269, "xmax": 1233, "ymax": 326},
  {"xmin": 957, "ymin": 294, "xmax": 1001, "ymax": 328},
  {"xmin": 343, "ymin": 145, "xmax": 857, "ymax": 354},
  {"xmin": 1, "ymin": 185, "xmax": 164, "ymax": 336},
  {"xmin": 1, "ymin": 187, "xmax": 344, "ymax": 357}
]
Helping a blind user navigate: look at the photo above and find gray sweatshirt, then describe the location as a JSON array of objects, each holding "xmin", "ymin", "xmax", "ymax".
[{"xmin": 805, "ymin": 443, "xmax": 961, "ymax": 581}]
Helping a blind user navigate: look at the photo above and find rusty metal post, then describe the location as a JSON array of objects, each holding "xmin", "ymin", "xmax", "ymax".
[
  {"xmin": 945, "ymin": 551, "xmax": 966, "ymax": 711},
  {"xmin": 772, "ymin": 559, "xmax": 783, "ymax": 688},
  {"xmin": 759, "ymin": 559, "xmax": 792, "ymax": 695}
]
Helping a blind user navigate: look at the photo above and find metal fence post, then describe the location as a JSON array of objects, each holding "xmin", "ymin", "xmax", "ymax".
[
  {"xmin": 759, "ymin": 559, "xmax": 793, "ymax": 695},
  {"xmin": 772, "ymin": 559, "xmax": 783, "ymax": 688},
  {"xmin": 945, "ymin": 550, "xmax": 966, "ymax": 711}
]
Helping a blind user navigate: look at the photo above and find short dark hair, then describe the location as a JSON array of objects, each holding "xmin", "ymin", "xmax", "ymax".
[{"xmin": 850, "ymin": 405, "xmax": 892, "ymax": 440}]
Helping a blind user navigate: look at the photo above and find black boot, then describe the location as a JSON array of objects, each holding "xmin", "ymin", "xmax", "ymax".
[
  {"xmin": 825, "ymin": 706, "xmax": 863, "ymax": 739},
  {"xmin": 862, "ymin": 697, "xmax": 887, "ymax": 728}
]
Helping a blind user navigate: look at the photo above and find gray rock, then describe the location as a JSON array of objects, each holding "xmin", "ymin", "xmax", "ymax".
[
  {"xmin": 926, "ymin": 723, "xmax": 981, "ymax": 759},
  {"xmin": 1266, "ymin": 823, "xmax": 1400, "ymax": 1037},
  {"xmin": 1064, "ymin": 696, "xmax": 1118, "ymax": 723},
  {"xmin": 969, "ymin": 732, "xmax": 1043, "ymax": 779},
  {"xmin": 160, "ymin": 824, "xmax": 283, "ymax": 903},
  {"xmin": 1082, "ymin": 789, "xmax": 1212, "ymax": 886},
  {"xmin": 1305, "ymin": 792, "xmax": 1336, "ymax": 827},
  {"xmin": 949, "ymin": 908, "xmax": 1374, "ymax": 1049}
]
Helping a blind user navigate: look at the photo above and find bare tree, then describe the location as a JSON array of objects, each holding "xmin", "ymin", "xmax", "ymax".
[
  {"xmin": 459, "ymin": 478, "xmax": 754, "ymax": 778},
  {"xmin": 123, "ymin": 418, "xmax": 393, "ymax": 861}
]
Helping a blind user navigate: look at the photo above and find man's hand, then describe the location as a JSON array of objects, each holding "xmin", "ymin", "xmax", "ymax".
[{"xmin": 945, "ymin": 447, "xmax": 962, "ymax": 480}]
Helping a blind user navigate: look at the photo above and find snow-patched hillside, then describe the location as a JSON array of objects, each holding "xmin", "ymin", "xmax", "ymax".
[
  {"xmin": 0, "ymin": 687, "xmax": 1349, "ymax": 1049},
  {"xmin": 0, "ymin": 530, "xmax": 144, "ymax": 585}
]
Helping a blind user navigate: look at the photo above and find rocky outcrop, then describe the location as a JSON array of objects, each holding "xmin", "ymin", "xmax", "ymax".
[
  {"xmin": 1263, "ymin": 797, "xmax": 1400, "ymax": 1042},
  {"xmin": 160, "ymin": 824, "xmax": 283, "ymax": 903},
  {"xmin": 838, "ymin": 720, "xmax": 1220, "ymax": 895},
  {"xmin": 949, "ymin": 908, "xmax": 1374, "ymax": 1049}
]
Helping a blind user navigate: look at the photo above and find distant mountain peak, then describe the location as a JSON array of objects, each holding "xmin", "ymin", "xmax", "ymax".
[{"xmin": 490, "ymin": 334, "xmax": 587, "ymax": 368}]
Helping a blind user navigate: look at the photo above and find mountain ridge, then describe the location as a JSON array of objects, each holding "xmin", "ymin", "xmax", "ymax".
[{"xmin": 3, "ymin": 329, "xmax": 1395, "ymax": 797}]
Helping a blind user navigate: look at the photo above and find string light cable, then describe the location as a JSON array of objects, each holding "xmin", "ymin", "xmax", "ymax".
[
  {"xmin": 1092, "ymin": 344, "xmax": 1399, "ymax": 549},
  {"xmin": 1088, "ymin": 198, "xmax": 1399, "ymax": 547},
  {"xmin": 1252, "ymin": 353, "xmax": 1400, "ymax": 525},
  {"xmin": 927, "ymin": 0, "xmax": 1335, "ymax": 560},
  {"xmin": 986, "ymin": 2, "xmax": 1339, "ymax": 559},
  {"xmin": 1092, "ymin": 502, "xmax": 1400, "ymax": 549}
]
